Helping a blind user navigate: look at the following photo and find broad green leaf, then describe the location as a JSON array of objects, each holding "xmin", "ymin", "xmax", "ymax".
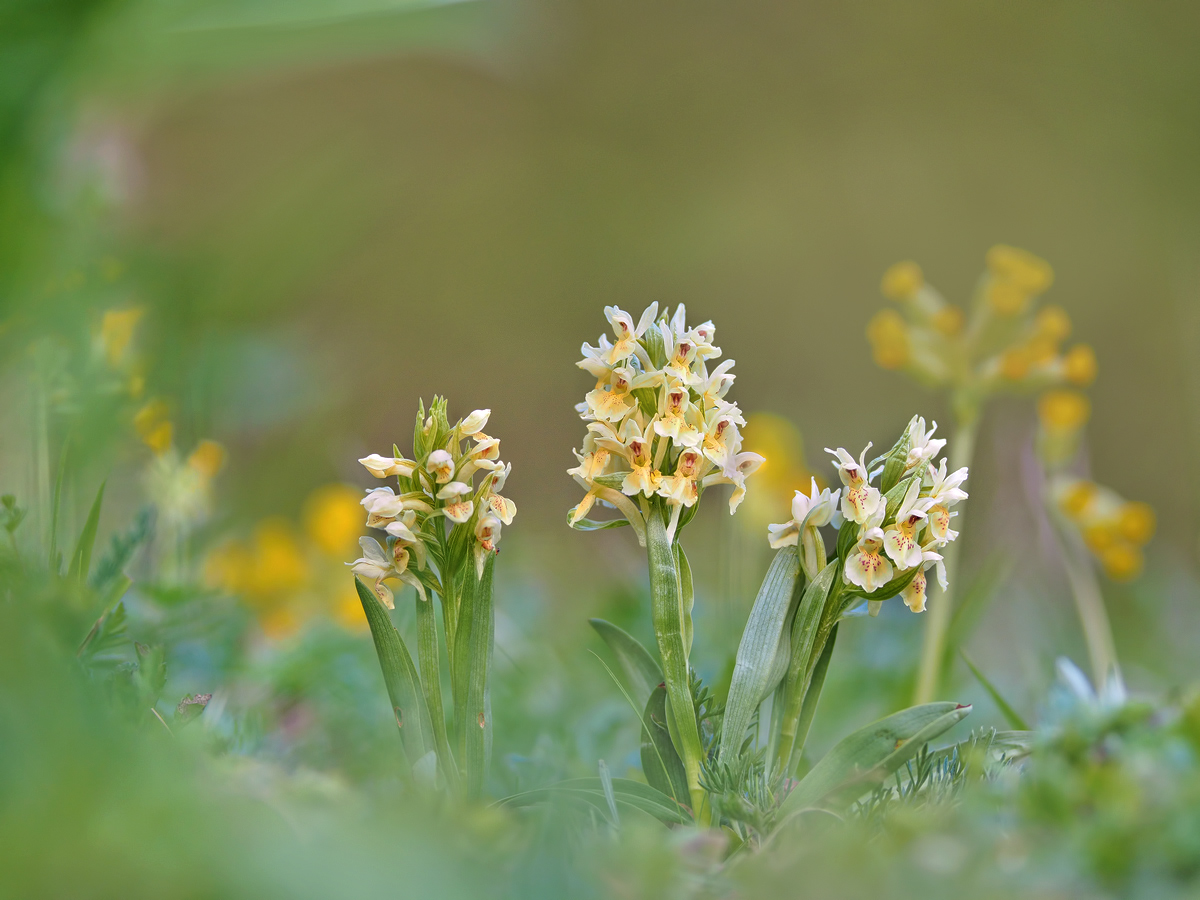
[
  {"xmin": 68, "ymin": 480, "xmax": 106, "ymax": 583},
  {"xmin": 452, "ymin": 555, "xmax": 495, "ymax": 799},
  {"xmin": 568, "ymin": 515, "xmax": 629, "ymax": 532},
  {"xmin": 781, "ymin": 702, "xmax": 971, "ymax": 814},
  {"xmin": 961, "ymin": 651, "xmax": 1029, "ymax": 731},
  {"xmin": 498, "ymin": 777, "xmax": 692, "ymax": 826},
  {"xmin": 589, "ymin": 618, "xmax": 663, "ymax": 713},
  {"xmin": 645, "ymin": 507, "xmax": 704, "ymax": 815},
  {"xmin": 790, "ymin": 622, "xmax": 838, "ymax": 771},
  {"xmin": 355, "ymin": 576, "xmax": 435, "ymax": 770},
  {"xmin": 640, "ymin": 684, "xmax": 688, "ymax": 808},
  {"xmin": 719, "ymin": 546, "xmax": 802, "ymax": 763}
]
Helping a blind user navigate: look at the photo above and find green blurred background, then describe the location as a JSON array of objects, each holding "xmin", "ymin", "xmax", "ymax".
[{"xmin": 3, "ymin": 2, "xmax": 1200, "ymax": 890}]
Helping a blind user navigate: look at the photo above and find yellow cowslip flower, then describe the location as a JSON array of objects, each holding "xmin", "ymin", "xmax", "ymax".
[
  {"xmin": 1027, "ymin": 335, "xmax": 1059, "ymax": 366},
  {"xmin": 1035, "ymin": 305, "xmax": 1072, "ymax": 342},
  {"xmin": 134, "ymin": 399, "xmax": 173, "ymax": 455},
  {"xmin": 304, "ymin": 483, "xmax": 364, "ymax": 556},
  {"xmin": 1037, "ymin": 389, "xmax": 1090, "ymax": 434},
  {"xmin": 332, "ymin": 580, "xmax": 368, "ymax": 631},
  {"xmin": 932, "ymin": 306, "xmax": 964, "ymax": 337},
  {"xmin": 1101, "ymin": 542, "xmax": 1143, "ymax": 582},
  {"xmin": 245, "ymin": 519, "xmax": 309, "ymax": 599},
  {"xmin": 866, "ymin": 309, "xmax": 909, "ymax": 369},
  {"xmin": 1000, "ymin": 346, "xmax": 1032, "ymax": 381},
  {"xmin": 259, "ymin": 605, "xmax": 302, "ymax": 640},
  {"xmin": 986, "ymin": 245, "xmax": 1054, "ymax": 293},
  {"xmin": 986, "ymin": 279, "xmax": 1032, "ymax": 316},
  {"xmin": 1118, "ymin": 501, "xmax": 1156, "ymax": 545},
  {"xmin": 1063, "ymin": 344, "xmax": 1098, "ymax": 386},
  {"xmin": 99, "ymin": 307, "xmax": 144, "ymax": 368},
  {"xmin": 881, "ymin": 261, "xmax": 924, "ymax": 301},
  {"xmin": 188, "ymin": 440, "xmax": 226, "ymax": 480},
  {"xmin": 1058, "ymin": 480, "xmax": 1098, "ymax": 519}
]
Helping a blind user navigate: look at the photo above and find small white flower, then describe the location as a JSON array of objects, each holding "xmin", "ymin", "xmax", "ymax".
[
  {"xmin": 827, "ymin": 445, "xmax": 883, "ymax": 525},
  {"xmin": 925, "ymin": 458, "xmax": 969, "ymax": 506},
  {"xmin": 442, "ymin": 499, "xmax": 475, "ymax": 524},
  {"xmin": 702, "ymin": 450, "xmax": 764, "ymax": 513},
  {"xmin": 657, "ymin": 447, "xmax": 705, "ymax": 508},
  {"xmin": 425, "ymin": 449, "xmax": 454, "ymax": 483},
  {"xmin": 653, "ymin": 383, "xmax": 703, "ymax": 447},
  {"xmin": 359, "ymin": 453, "xmax": 415, "ymax": 479},
  {"xmin": 844, "ymin": 520, "xmax": 893, "ymax": 593},
  {"xmin": 603, "ymin": 303, "xmax": 659, "ymax": 366},
  {"xmin": 458, "ymin": 409, "xmax": 491, "ymax": 436},
  {"xmin": 348, "ymin": 536, "xmax": 396, "ymax": 609},
  {"xmin": 904, "ymin": 417, "xmax": 947, "ymax": 471},
  {"xmin": 384, "ymin": 509, "xmax": 420, "ymax": 543},
  {"xmin": 925, "ymin": 504, "xmax": 960, "ymax": 545},
  {"xmin": 362, "ymin": 486, "xmax": 431, "ymax": 528},
  {"xmin": 883, "ymin": 478, "xmax": 934, "ymax": 570},
  {"xmin": 483, "ymin": 464, "xmax": 517, "ymax": 525},
  {"xmin": 900, "ymin": 549, "xmax": 945, "ymax": 613},
  {"xmin": 473, "ymin": 514, "xmax": 502, "ymax": 577},
  {"xmin": 695, "ymin": 359, "xmax": 736, "ymax": 413}
]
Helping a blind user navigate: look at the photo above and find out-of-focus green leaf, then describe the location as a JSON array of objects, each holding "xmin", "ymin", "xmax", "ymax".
[
  {"xmin": 781, "ymin": 702, "xmax": 971, "ymax": 814},
  {"xmin": 133, "ymin": 642, "xmax": 167, "ymax": 708},
  {"xmin": 68, "ymin": 480, "xmax": 105, "ymax": 583},
  {"xmin": 355, "ymin": 576, "xmax": 435, "ymax": 772},
  {"xmin": 675, "ymin": 543, "xmax": 694, "ymax": 657},
  {"xmin": 961, "ymin": 651, "xmax": 1029, "ymax": 731},
  {"xmin": 78, "ymin": 599, "xmax": 130, "ymax": 669},
  {"xmin": 568, "ymin": 515, "xmax": 629, "ymax": 532},
  {"xmin": 498, "ymin": 777, "xmax": 692, "ymax": 827},
  {"xmin": 775, "ymin": 560, "xmax": 838, "ymax": 769},
  {"xmin": 719, "ymin": 546, "xmax": 801, "ymax": 763},
  {"xmin": 589, "ymin": 618, "xmax": 663, "ymax": 713},
  {"xmin": 452, "ymin": 555, "xmax": 494, "ymax": 799},
  {"xmin": 791, "ymin": 622, "xmax": 838, "ymax": 768},
  {"xmin": 597, "ymin": 760, "xmax": 620, "ymax": 829},
  {"xmin": 640, "ymin": 684, "xmax": 688, "ymax": 810}
]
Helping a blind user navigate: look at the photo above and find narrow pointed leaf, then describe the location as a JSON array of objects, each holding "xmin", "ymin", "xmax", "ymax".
[
  {"xmin": 719, "ymin": 546, "xmax": 802, "ymax": 762},
  {"xmin": 590, "ymin": 618, "xmax": 663, "ymax": 713},
  {"xmin": 961, "ymin": 651, "xmax": 1029, "ymax": 730},
  {"xmin": 355, "ymin": 576, "xmax": 435, "ymax": 769},
  {"xmin": 781, "ymin": 702, "xmax": 971, "ymax": 814},
  {"xmin": 568, "ymin": 516, "xmax": 629, "ymax": 532},
  {"xmin": 453, "ymin": 555, "xmax": 495, "ymax": 799},
  {"xmin": 675, "ymin": 543, "xmax": 695, "ymax": 657},
  {"xmin": 790, "ymin": 621, "xmax": 838, "ymax": 771},
  {"xmin": 498, "ymin": 777, "xmax": 692, "ymax": 826},
  {"xmin": 640, "ymin": 684, "xmax": 688, "ymax": 808},
  {"xmin": 68, "ymin": 480, "xmax": 106, "ymax": 583}
]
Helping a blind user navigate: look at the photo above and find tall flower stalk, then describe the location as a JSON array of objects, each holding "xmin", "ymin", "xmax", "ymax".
[
  {"xmin": 350, "ymin": 398, "xmax": 514, "ymax": 797},
  {"xmin": 867, "ymin": 246, "xmax": 1146, "ymax": 701}
]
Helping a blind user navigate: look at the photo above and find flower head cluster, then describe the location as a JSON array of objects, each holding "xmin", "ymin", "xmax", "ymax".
[
  {"xmin": 868, "ymin": 247, "xmax": 1096, "ymax": 398},
  {"xmin": 568, "ymin": 304, "xmax": 763, "ymax": 543},
  {"xmin": 1051, "ymin": 477, "xmax": 1155, "ymax": 582},
  {"xmin": 350, "ymin": 398, "xmax": 514, "ymax": 608},
  {"xmin": 787, "ymin": 416, "xmax": 969, "ymax": 614}
]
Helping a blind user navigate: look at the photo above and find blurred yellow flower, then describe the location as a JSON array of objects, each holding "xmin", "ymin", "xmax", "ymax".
[
  {"xmin": 332, "ymin": 580, "xmax": 368, "ymax": 631},
  {"xmin": 1118, "ymin": 501, "xmax": 1156, "ymax": 545},
  {"xmin": 881, "ymin": 261, "xmax": 924, "ymax": 301},
  {"xmin": 1058, "ymin": 480, "xmax": 1097, "ymax": 518},
  {"xmin": 134, "ymin": 399, "xmax": 173, "ymax": 455},
  {"xmin": 932, "ymin": 306, "xmax": 964, "ymax": 336},
  {"xmin": 99, "ymin": 307, "xmax": 144, "ymax": 368},
  {"xmin": 1037, "ymin": 389, "xmax": 1091, "ymax": 434},
  {"xmin": 1063, "ymin": 344, "xmax": 1098, "ymax": 386},
  {"xmin": 986, "ymin": 245, "xmax": 1054, "ymax": 294},
  {"xmin": 1051, "ymin": 476, "xmax": 1153, "ymax": 582},
  {"xmin": 1100, "ymin": 542, "xmax": 1143, "ymax": 582},
  {"xmin": 740, "ymin": 413, "xmax": 817, "ymax": 529},
  {"xmin": 1035, "ymin": 305, "xmax": 1072, "ymax": 342},
  {"xmin": 303, "ymin": 483, "xmax": 364, "ymax": 556},
  {"xmin": 259, "ymin": 605, "xmax": 302, "ymax": 640},
  {"xmin": 866, "ymin": 309, "xmax": 909, "ymax": 369},
  {"xmin": 1000, "ymin": 346, "xmax": 1032, "ymax": 381},
  {"xmin": 986, "ymin": 279, "xmax": 1032, "ymax": 316},
  {"xmin": 188, "ymin": 440, "xmax": 226, "ymax": 480}
]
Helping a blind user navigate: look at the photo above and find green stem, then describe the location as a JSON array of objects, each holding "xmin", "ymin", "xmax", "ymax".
[
  {"xmin": 417, "ymin": 591, "xmax": 459, "ymax": 795},
  {"xmin": 913, "ymin": 412, "xmax": 979, "ymax": 705},
  {"xmin": 645, "ymin": 504, "xmax": 707, "ymax": 823},
  {"xmin": 1049, "ymin": 505, "xmax": 1118, "ymax": 685}
]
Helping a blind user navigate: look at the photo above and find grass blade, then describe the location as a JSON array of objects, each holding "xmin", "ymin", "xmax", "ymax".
[
  {"xmin": 589, "ymin": 618, "xmax": 663, "ymax": 713},
  {"xmin": 498, "ymin": 778, "xmax": 692, "ymax": 826},
  {"xmin": 719, "ymin": 546, "xmax": 802, "ymax": 763},
  {"xmin": 453, "ymin": 555, "xmax": 495, "ymax": 799},
  {"xmin": 960, "ymin": 650, "xmax": 1029, "ymax": 730},
  {"xmin": 68, "ymin": 480, "xmax": 106, "ymax": 583}
]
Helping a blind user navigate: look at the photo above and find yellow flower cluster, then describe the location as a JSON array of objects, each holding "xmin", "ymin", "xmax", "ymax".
[
  {"xmin": 1051, "ymin": 478, "xmax": 1156, "ymax": 581},
  {"xmin": 206, "ymin": 484, "xmax": 368, "ymax": 638},
  {"xmin": 868, "ymin": 247, "xmax": 1095, "ymax": 398},
  {"xmin": 568, "ymin": 304, "xmax": 763, "ymax": 543}
]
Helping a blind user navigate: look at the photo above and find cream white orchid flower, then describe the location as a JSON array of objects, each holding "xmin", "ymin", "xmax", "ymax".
[
  {"xmin": 473, "ymin": 514, "xmax": 502, "ymax": 578},
  {"xmin": 844, "ymin": 516, "xmax": 893, "ymax": 594},
  {"xmin": 359, "ymin": 453, "xmax": 416, "ymax": 479},
  {"xmin": 696, "ymin": 359, "xmax": 736, "ymax": 413},
  {"xmin": 362, "ymin": 486, "xmax": 432, "ymax": 529},
  {"xmin": 654, "ymin": 383, "xmax": 703, "ymax": 447},
  {"xmin": 828, "ymin": 445, "xmax": 883, "ymax": 525},
  {"xmin": 883, "ymin": 478, "xmax": 934, "ymax": 570},
  {"xmin": 900, "ymin": 548, "xmax": 946, "ymax": 613},
  {"xmin": 702, "ymin": 450, "xmax": 765, "ymax": 514},
  {"xmin": 925, "ymin": 503, "xmax": 960, "ymax": 546},
  {"xmin": 425, "ymin": 449, "xmax": 454, "ymax": 484},
  {"xmin": 904, "ymin": 417, "xmax": 947, "ymax": 472},
  {"xmin": 458, "ymin": 408, "xmax": 491, "ymax": 437},
  {"xmin": 657, "ymin": 447, "xmax": 705, "ymax": 508},
  {"xmin": 690, "ymin": 320, "xmax": 721, "ymax": 361},
  {"xmin": 436, "ymin": 481, "xmax": 475, "ymax": 524},
  {"xmin": 603, "ymin": 303, "xmax": 659, "ymax": 366},
  {"xmin": 617, "ymin": 418, "xmax": 662, "ymax": 498},
  {"xmin": 482, "ymin": 462, "xmax": 517, "ymax": 525},
  {"xmin": 925, "ymin": 458, "xmax": 969, "ymax": 505},
  {"xmin": 348, "ymin": 536, "xmax": 422, "ymax": 609},
  {"xmin": 768, "ymin": 477, "xmax": 842, "ymax": 577},
  {"xmin": 700, "ymin": 405, "xmax": 746, "ymax": 470}
]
